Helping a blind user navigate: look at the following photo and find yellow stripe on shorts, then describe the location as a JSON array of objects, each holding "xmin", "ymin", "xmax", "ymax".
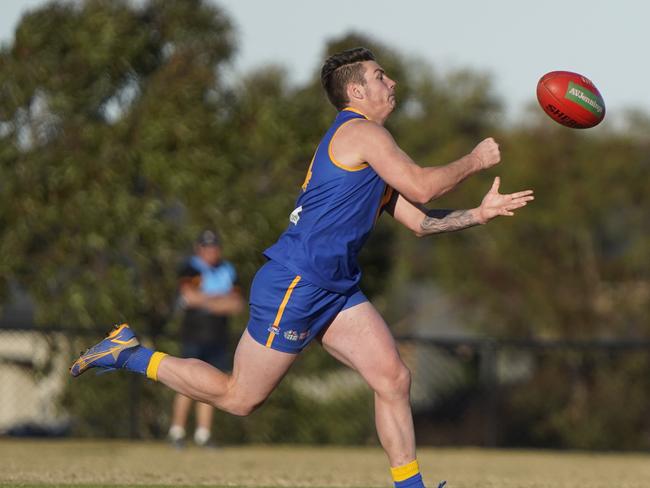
[{"xmin": 265, "ymin": 275, "xmax": 301, "ymax": 348}]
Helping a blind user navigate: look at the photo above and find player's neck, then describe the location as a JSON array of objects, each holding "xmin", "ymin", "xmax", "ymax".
[{"xmin": 344, "ymin": 104, "xmax": 388, "ymax": 125}]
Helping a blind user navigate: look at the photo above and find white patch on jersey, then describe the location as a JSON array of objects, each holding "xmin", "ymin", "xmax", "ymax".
[{"xmin": 289, "ymin": 205, "xmax": 303, "ymax": 225}]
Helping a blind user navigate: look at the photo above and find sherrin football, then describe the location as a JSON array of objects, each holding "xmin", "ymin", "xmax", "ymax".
[{"xmin": 536, "ymin": 71, "xmax": 605, "ymax": 128}]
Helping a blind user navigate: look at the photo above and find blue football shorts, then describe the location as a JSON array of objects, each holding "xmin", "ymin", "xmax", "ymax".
[{"xmin": 246, "ymin": 259, "xmax": 368, "ymax": 353}]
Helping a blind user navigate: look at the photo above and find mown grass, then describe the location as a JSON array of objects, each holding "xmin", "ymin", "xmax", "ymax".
[{"xmin": 2, "ymin": 439, "xmax": 650, "ymax": 487}]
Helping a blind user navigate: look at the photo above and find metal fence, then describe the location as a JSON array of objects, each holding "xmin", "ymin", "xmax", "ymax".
[{"xmin": 2, "ymin": 324, "xmax": 650, "ymax": 449}]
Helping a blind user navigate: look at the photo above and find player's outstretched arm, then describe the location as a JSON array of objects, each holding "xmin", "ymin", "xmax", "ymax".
[
  {"xmin": 385, "ymin": 177, "xmax": 534, "ymax": 236},
  {"xmin": 340, "ymin": 121, "xmax": 500, "ymax": 204}
]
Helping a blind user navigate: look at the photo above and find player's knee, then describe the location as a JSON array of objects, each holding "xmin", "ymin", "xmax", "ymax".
[
  {"xmin": 218, "ymin": 390, "xmax": 267, "ymax": 417},
  {"xmin": 225, "ymin": 398, "xmax": 264, "ymax": 417},
  {"xmin": 392, "ymin": 363, "xmax": 411, "ymax": 396},
  {"xmin": 374, "ymin": 361, "xmax": 411, "ymax": 400}
]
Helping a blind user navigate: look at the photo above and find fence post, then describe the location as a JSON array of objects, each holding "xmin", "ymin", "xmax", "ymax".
[{"xmin": 479, "ymin": 340, "xmax": 498, "ymax": 447}]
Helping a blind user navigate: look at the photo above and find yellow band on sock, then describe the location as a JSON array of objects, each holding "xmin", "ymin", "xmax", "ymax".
[
  {"xmin": 391, "ymin": 460, "xmax": 420, "ymax": 482},
  {"xmin": 146, "ymin": 351, "xmax": 167, "ymax": 381}
]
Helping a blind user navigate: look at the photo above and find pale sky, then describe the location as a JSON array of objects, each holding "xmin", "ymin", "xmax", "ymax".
[{"xmin": 3, "ymin": 0, "xmax": 648, "ymax": 126}]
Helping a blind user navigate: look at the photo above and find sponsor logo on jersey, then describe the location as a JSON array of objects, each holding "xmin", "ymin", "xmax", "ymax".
[{"xmin": 289, "ymin": 205, "xmax": 303, "ymax": 225}]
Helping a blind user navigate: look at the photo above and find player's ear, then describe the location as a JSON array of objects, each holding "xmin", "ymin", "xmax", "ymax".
[{"xmin": 347, "ymin": 82, "xmax": 364, "ymax": 102}]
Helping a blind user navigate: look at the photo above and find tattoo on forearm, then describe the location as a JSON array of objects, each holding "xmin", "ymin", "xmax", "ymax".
[{"xmin": 419, "ymin": 209, "xmax": 479, "ymax": 235}]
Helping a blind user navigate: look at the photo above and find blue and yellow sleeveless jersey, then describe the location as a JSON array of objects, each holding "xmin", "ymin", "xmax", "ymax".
[{"xmin": 264, "ymin": 108, "xmax": 393, "ymax": 294}]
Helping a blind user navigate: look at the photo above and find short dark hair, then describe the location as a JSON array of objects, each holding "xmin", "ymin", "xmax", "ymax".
[{"xmin": 321, "ymin": 47, "xmax": 376, "ymax": 110}]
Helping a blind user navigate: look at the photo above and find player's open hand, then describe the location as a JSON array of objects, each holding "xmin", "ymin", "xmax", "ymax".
[
  {"xmin": 471, "ymin": 137, "xmax": 501, "ymax": 170},
  {"xmin": 477, "ymin": 177, "xmax": 534, "ymax": 223}
]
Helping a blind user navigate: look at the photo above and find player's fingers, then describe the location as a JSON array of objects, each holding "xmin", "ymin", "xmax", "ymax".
[
  {"xmin": 481, "ymin": 137, "xmax": 496, "ymax": 146},
  {"xmin": 507, "ymin": 192, "xmax": 534, "ymax": 201},
  {"xmin": 504, "ymin": 201, "xmax": 529, "ymax": 213},
  {"xmin": 511, "ymin": 190, "xmax": 534, "ymax": 198},
  {"xmin": 512, "ymin": 195, "xmax": 534, "ymax": 203},
  {"xmin": 501, "ymin": 202, "xmax": 528, "ymax": 212},
  {"xmin": 508, "ymin": 201, "xmax": 529, "ymax": 210}
]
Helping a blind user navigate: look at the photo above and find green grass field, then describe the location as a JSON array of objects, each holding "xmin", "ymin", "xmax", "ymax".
[{"xmin": 2, "ymin": 439, "xmax": 650, "ymax": 488}]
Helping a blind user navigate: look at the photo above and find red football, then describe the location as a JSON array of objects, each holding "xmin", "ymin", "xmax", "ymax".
[{"xmin": 536, "ymin": 71, "xmax": 605, "ymax": 128}]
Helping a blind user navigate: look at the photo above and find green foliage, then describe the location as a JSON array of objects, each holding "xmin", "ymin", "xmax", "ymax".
[
  {"xmin": 0, "ymin": 0, "xmax": 238, "ymax": 330},
  {"xmin": 2, "ymin": 0, "xmax": 650, "ymax": 449},
  {"xmin": 503, "ymin": 351, "xmax": 650, "ymax": 449},
  {"xmin": 426, "ymin": 123, "xmax": 650, "ymax": 339}
]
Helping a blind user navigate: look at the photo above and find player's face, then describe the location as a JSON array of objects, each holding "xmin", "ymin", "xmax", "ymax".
[
  {"xmin": 198, "ymin": 244, "xmax": 222, "ymax": 265},
  {"xmin": 360, "ymin": 61, "xmax": 397, "ymax": 118}
]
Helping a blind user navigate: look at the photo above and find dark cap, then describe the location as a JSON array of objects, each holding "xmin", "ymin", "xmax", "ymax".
[{"xmin": 196, "ymin": 229, "xmax": 221, "ymax": 247}]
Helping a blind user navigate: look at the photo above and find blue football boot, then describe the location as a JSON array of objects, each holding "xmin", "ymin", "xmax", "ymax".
[{"xmin": 70, "ymin": 323, "xmax": 140, "ymax": 377}]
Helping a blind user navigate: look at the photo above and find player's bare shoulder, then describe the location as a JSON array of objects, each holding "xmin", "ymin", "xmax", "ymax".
[{"xmin": 331, "ymin": 118, "xmax": 395, "ymax": 169}]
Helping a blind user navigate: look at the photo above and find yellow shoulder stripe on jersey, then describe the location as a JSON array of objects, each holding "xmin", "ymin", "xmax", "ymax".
[
  {"xmin": 265, "ymin": 275, "xmax": 302, "ymax": 348},
  {"xmin": 341, "ymin": 107, "xmax": 370, "ymax": 119},
  {"xmin": 328, "ymin": 119, "xmax": 369, "ymax": 172}
]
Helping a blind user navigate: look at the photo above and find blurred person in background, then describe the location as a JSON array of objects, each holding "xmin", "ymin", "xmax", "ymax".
[
  {"xmin": 71, "ymin": 47, "xmax": 533, "ymax": 488},
  {"xmin": 168, "ymin": 229, "xmax": 244, "ymax": 448}
]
